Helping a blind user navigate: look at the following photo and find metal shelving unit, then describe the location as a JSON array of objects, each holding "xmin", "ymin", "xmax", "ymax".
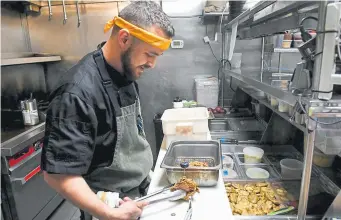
[{"xmin": 222, "ymin": 1, "xmax": 341, "ymax": 219}]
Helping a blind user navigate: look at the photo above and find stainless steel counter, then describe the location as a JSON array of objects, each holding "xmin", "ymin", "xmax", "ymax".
[{"xmin": 1, "ymin": 122, "xmax": 45, "ymax": 156}]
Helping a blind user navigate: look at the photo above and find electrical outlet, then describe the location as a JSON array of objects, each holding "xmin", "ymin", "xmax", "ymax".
[{"xmin": 203, "ymin": 36, "xmax": 210, "ymax": 44}]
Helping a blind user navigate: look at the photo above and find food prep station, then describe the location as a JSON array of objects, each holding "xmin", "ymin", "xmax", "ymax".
[{"xmin": 1, "ymin": 1, "xmax": 341, "ymax": 220}]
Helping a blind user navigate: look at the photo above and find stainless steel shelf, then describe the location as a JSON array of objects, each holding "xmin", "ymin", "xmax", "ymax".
[
  {"xmin": 225, "ymin": 69, "xmax": 298, "ymax": 105},
  {"xmin": 274, "ymin": 48, "xmax": 299, "ymax": 53},
  {"xmin": 1, "ymin": 53, "xmax": 61, "ymax": 66},
  {"xmin": 240, "ymin": 87, "xmax": 306, "ymax": 133}
]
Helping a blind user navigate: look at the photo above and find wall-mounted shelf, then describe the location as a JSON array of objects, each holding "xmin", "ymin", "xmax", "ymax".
[
  {"xmin": 225, "ymin": 69, "xmax": 298, "ymax": 105},
  {"xmin": 1, "ymin": 53, "xmax": 61, "ymax": 66},
  {"xmin": 274, "ymin": 48, "xmax": 299, "ymax": 53}
]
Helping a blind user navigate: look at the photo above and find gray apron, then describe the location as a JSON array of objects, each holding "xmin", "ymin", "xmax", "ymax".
[{"xmin": 81, "ymin": 49, "xmax": 153, "ymax": 220}]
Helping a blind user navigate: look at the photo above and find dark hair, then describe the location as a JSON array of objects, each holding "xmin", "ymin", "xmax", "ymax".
[{"xmin": 115, "ymin": 1, "xmax": 174, "ymax": 38}]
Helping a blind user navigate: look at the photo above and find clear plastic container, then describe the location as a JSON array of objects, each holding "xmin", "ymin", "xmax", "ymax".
[
  {"xmin": 278, "ymin": 100, "xmax": 289, "ymax": 113},
  {"xmin": 280, "ymin": 159, "xmax": 303, "ymax": 179},
  {"xmin": 222, "ymin": 168, "xmax": 238, "ymax": 180},
  {"xmin": 315, "ymin": 129, "xmax": 341, "ymax": 155},
  {"xmin": 271, "ymin": 97, "xmax": 279, "ymax": 108},
  {"xmin": 313, "ymin": 148, "xmax": 336, "ymax": 168},
  {"xmin": 161, "ymin": 107, "xmax": 209, "ymax": 135},
  {"xmin": 246, "ymin": 167, "xmax": 270, "ymax": 179},
  {"xmin": 243, "ymin": 147, "xmax": 264, "ymax": 164},
  {"xmin": 222, "ymin": 155, "xmax": 234, "ymax": 169}
]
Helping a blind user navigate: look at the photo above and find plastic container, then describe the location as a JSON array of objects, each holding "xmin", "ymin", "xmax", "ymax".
[
  {"xmin": 271, "ymin": 97, "xmax": 279, "ymax": 108},
  {"xmin": 161, "ymin": 107, "xmax": 209, "ymax": 135},
  {"xmin": 243, "ymin": 147, "xmax": 264, "ymax": 164},
  {"xmin": 282, "ymin": 40, "xmax": 292, "ymax": 48},
  {"xmin": 195, "ymin": 77, "xmax": 219, "ymax": 108},
  {"xmin": 315, "ymin": 129, "xmax": 341, "ymax": 155},
  {"xmin": 280, "ymin": 159, "xmax": 303, "ymax": 179},
  {"xmin": 278, "ymin": 100, "xmax": 289, "ymax": 113},
  {"xmin": 246, "ymin": 167, "xmax": 270, "ymax": 179},
  {"xmin": 294, "ymin": 40, "xmax": 303, "ymax": 48},
  {"xmin": 231, "ymin": 53, "xmax": 242, "ymax": 69},
  {"xmin": 313, "ymin": 148, "xmax": 336, "ymax": 168},
  {"xmin": 222, "ymin": 169, "xmax": 238, "ymax": 180},
  {"xmin": 222, "ymin": 155, "xmax": 234, "ymax": 169}
]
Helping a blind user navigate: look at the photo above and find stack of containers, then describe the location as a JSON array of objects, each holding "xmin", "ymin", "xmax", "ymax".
[
  {"xmin": 161, "ymin": 107, "xmax": 209, "ymax": 148},
  {"xmin": 195, "ymin": 76, "xmax": 219, "ymax": 108}
]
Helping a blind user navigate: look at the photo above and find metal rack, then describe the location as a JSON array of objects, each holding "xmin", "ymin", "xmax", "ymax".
[{"xmin": 222, "ymin": 1, "xmax": 341, "ymax": 219}]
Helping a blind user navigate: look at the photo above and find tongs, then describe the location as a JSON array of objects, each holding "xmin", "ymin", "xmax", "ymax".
[{"xmin": 134, "ymin": 184, "xmax": 186, "ymax": 204}]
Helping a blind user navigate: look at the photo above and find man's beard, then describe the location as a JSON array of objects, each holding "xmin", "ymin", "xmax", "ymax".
[{"xmin": 121, "ymin": 47, "xmax": 136, "ymax": 81}]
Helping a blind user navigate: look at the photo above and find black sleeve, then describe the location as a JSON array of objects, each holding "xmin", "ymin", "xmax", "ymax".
[
  {"xmin": 41, "ymin": 92, "xmax": 97, "ymax": 175},
  {"xmin": 134, "ymin": 82, "xmax": 139, "ymax": 95}
]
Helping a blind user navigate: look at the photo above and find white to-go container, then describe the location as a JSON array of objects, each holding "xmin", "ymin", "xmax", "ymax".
[
  {"xmin": 161, "ymin": 107, "xmax": 209, "ymax": 135},
  {"xmin": 280, "ymin": 159, "xmax": 303, "ymax": 179},
  {"xmin": 243, "ymin": 147, "xmax": 264, "ymax": 164}
]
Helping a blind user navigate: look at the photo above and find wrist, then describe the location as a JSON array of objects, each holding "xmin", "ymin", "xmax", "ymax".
[{"xmin": 106, "ymin": 208, "xmax": 125, "ymax": 220}]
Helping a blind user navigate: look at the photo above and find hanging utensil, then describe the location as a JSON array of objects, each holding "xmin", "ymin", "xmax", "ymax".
[
  {"xmin": 62, "ymin": 0, "xmax": 67, "ymax": 24},
  {"xmin": 76, "ymin": 0, "xmax": 81, "ymax": 27},
  {"xmin": 47, "ymin": 0, "xmax": 52, "ymax": 20}
]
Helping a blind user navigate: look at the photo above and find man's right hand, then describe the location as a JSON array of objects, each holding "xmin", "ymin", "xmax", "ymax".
[{"xmin": 108, "ymin": 197, "xmax": 148, "ymax": 220}]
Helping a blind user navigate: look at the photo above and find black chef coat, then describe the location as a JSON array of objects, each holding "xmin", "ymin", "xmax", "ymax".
[{"xmin": 41, "ymin": 47, "xmax": 139, "ymax": 175}]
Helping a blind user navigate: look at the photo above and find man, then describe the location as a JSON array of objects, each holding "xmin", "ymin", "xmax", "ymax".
[{"xmin": 41, "ymin": 2, "xmax": 174, "ymax": 220}]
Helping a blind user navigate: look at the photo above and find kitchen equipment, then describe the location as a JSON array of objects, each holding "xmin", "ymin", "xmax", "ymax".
[
  {"xmin": 20, "ymin": 94, "xmax": 39, "ymax": 126},
  {"xmin": 243, "ymin": 146, "xmax": 264, "ymax": 164},
  {"xmin": 1, "ymin": 138, "xmax": 63, "ymax": 220},
  {"xmin": 135, "ymin": 184, "xmax": 173, "ymax": 202},
  {"xmin": 161, "ymin": 107, "xmax": 209, "ymax": 135},
  {"xmin": 160, "ymin": 140, "xmax": 222, "ymax": 186},
  {"xmin": 246, "ymin": 167, "xmax": 270, "ymax": 179},
  {"xmin": 184, "ymin": 198, "xmax": 193, "ymax": 220},
  {"xmin": 251, "ymin": 101, "xmax": 260, "ymax": 115},
  {"xmin": 313, "ymin": 148, "xmax": 336, "ymax": 168},
  {"xmin": 135, "ymin": 188, "xmax": 187, "ymax": 204},
  {"xmin": 76, "ymin": 0, "xmax": 81, "ymax": 27},
  {"xmin": 315, "ymin": 129, "xmax": 341, "ymax": 155},
  {"xmin": 62, "ymin": 0, "xmax": 67, "ymax": 24},
  {"xmin": 280, "ymin": 159, "xmax": 303, "ymax": 179},
  {"xmin": 268, "ymin": 206, "xmax": 296, "ymax": 215},
  {"xmin": 47, "ymin": 0, "xmax": 52, "ymax": 20}
]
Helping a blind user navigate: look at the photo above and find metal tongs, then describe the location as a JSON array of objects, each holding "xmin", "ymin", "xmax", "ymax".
[
  {"xmin": 134, "ymin": 184, "xmax": 186, "ymax": 204},
  {"xmin": 184, "ymin": 198, "xmax": 193, "ymax": 220}
]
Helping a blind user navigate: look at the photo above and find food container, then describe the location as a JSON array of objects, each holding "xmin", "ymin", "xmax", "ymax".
[
  {"xmin": 222, "ymin": 169, "xmax": 238, "ymax": 181},
  {"xmin": 243, "ymin": 147, "xmax": 264, "ymax": 164},
  {"xmin": 271, "ymin": 97, "xmax": 279, "ymax": 108},
  {"xmin": 282, "ymin": 40, "xmax": 292, "ymax": 48},
  {"xmin": 280, "ymin": 159, "xmax": 303, "ymax": 179},
  {"xmin": 236, "ymin": 153, "xmax": 269, "ymax": 165},
  {"xmin": 246, "ymin": 167, "xmax": 270, "ymax": 179},
  {"xmin": 313, "ymin": 148, "xmax": 336, "ymax": 168},
  {"xmin": 160, "ymin": 140, "xmax": 222, "ymax": 186},
  {"xmin": 161, "ymin": 107, "xmax": 209, "ymax": 135},
  {"xmin": 295, "ymin": 112, "xmax": 306, "ymax": 125},
  {"xmin": 278, "ymin": 100, "xmax": 289, "ymax": 113},
  {"xmin": 288, "ymin": 105, "xmax": 295, "ymax": 116},
  {"xmin": 293, "ymin": 40, "xmax": 303, "ymax": 48},
  {"xmin": 222, "ymin": 155, "xmax": 234, "ymax": 169}
]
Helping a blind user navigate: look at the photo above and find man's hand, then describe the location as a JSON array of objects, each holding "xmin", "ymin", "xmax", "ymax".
[{"xmin": 108, "ymin": 197, "xmax": 148, "ymax": 220}]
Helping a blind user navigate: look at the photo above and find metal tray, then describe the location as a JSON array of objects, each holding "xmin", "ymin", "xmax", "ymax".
[{"xmin": 160, "ymin": 140, "xmax": 222, "ymax": 186}]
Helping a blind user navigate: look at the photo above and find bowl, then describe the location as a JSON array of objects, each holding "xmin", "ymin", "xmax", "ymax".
[
  {"xmin": 280, "ymin": 159, "xmax": 303, "ymax": 179},
  {"xmin": 243, "ymin": 147, "xmax": 264, "ymax": 164},
  {"xmin": 246, "ymin": 167, "xmax": 270, "ymax": 179}
]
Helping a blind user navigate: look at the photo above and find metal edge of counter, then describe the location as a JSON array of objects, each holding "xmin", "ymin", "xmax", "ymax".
[{"xmin": 1, "ymin": 123, "xmax": 45, "ymax": 157}]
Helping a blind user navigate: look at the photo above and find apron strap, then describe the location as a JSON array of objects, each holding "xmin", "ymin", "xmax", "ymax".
[{"xmin": 93, "ymin": 49, "xmax": 122, "ymax": 117}]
